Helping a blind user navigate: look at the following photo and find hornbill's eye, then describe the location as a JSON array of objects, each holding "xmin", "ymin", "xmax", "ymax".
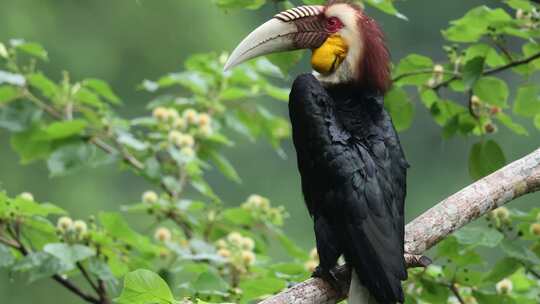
[{"xmin": 325, "ymin": 17, "xmax": 343, "ymax": 32}]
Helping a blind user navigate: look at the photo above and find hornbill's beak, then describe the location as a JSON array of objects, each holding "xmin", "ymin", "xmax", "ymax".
[{"xmin": 224, "ymin": 5, "xmax": 328, "ymax": 71}]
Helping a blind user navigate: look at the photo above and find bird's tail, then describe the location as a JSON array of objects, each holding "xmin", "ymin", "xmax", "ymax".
[{"xmin": 348, "ymin": 271, "xmax": 381, "ymax": 304}]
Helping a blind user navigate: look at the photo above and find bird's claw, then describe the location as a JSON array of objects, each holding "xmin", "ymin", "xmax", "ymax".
[{"xmin": 312, "ymin": 266, "xmax": 341, "ymax": 291}]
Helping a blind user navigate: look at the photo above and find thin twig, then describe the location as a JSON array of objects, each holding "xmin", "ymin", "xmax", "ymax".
[
  {"xmin": 23, "ymin": 90, "xmax": 62, "ymax": 119},
  {"xmin": 0, "ymin": 235, "xmax": 20, "ymax": 249},
  {"xmin": 392, "ymin": 69, "xmax": 455, "ymax": 83},
  {"xmin": 493, "ymin": 39, "xmax": 513, "ymax": 62},
  {"xmin": 77, "ymin": 262, "xmax": 101, "ymax": 294},
  {"xmin": 95, "ymin": 246, "xmax": 110, "ymax": 304},
  {"xmin": 449, "ymin": 283, "xmax": 465, "ymax": 304},
  {"xmin": 167, "ymin": 212, "xmax": 193, "ymax": 239},
  {"xmin": 89, "ymin": 137, "xmax": 145, "ymax": 170},
  {"xmin": 52, "ymin": 274, "xmax": 101, "ymax": 304},
  {"xmin": 432, "ymin": 51, "xmax": 540, "ymax": 90}
]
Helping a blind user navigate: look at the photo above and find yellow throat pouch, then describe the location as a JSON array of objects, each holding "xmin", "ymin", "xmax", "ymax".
[{"xmin": 311, "ymin": 34, "xmax": 349, "ymax": 75}]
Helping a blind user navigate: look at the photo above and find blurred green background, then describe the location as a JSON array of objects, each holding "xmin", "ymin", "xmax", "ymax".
[{"xmin": 0, "ymin": 0, "xmax": 538, "ymax": 302}]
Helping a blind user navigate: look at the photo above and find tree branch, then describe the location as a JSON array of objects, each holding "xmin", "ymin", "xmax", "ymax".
[
  {"xmin": 77, "ymin": 262, "xmax": 101, "ymax": 295},
  {"xmin": 259, "ymin": 148, "xmax": 540, "ymax": 304},
  {"xmin": 432, "ymin": 51, "xmax": 540, "ymax": 90},
  {"xmin": 52, "ymin": 274, "xmax": 101, "ymax": 304},
  {"xmin": 391, "ymin": 51, "xmax": 540, "ymax": 90}
]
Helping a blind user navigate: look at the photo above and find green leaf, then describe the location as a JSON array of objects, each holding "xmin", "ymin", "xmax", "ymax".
[
  {"xmin": 458, "ymin": 113, "xmax": 477, "ymax": 135},
  {"xmin": 11, "ymin": 128, "xmax": 52, "ymax": 164},
  {"xmin": 11, "ymin": 196, "xmax": 66, "ymax": 217},
  {"xmin": 513, "ymin": 84, "xmax": 540, "ymax": 117},
  {"xmin": 453, "ymin": 226, "xmax": 504, "ymax": 248},
  {"xmin": 74, "ymin": 87, "xmax": 103, "ymax": 108},
  {"xmin": 116, "ymin": 269, "xmax": 175, "ymax": 304},
  {"xmin": 219, "ymin": 87, "xmax": 251, "ymax": 101},
  {"xmin": 464, "ymin": 44, "xmax": 506, "ymax": 68},
  {"xmin": 205, "ymin": 150, "xmax": 241, "ymax": 183},
  {"xmin": 99, "ymin": 212, "xmax": 159, "ymax": 255},
  {"xmin": 43, "ymin": 243, "xmax": 95, "ymax": 269},
  {"xmin": 500, "ymin": 239, "xmax": 540, "ymax": 265},
  {"xmin": 442, "ymin": 115, "xmax": 459, "ymax": 139},
  {"xmin": 0, "ymin": 85, "xmax": 20, "ymax": 104},
  {"xmin": 47, "ymin": 142, "xmax": 108, "ymax": 177},
  {"xmin": 27, "ymin": 73, "xmax": 59, "ymax": 99},
  {"xmin": 473, "ymin": 290, "xmax": 516, "ymax": 304},
  {"xmin": 437, "ymin": 237, "xmax": 483, "ymax": 266},
  {"xmin": 496, "ymin": 112, "xmax": 529, "ymax": 136},
  {"xmin": 418, "ymin": 278, "xmax": 450, "ymax": 303},
  {"xmin": 0, "ymin": 42, "xmax": 7, "ymax": 58},
  {"xmin": 239, "ymin": 277, "xmax": 287, "ymax": 301},
  {"xmin": 35, "ymin": 120, "xmax": 87, "ymax": 141},
  {"xmin": 264, "ymin": 84, "xmax": 290, "ymax": 102},
  {"xmin": 14, "ymin": 41, "xmax": 48, "ymax": 60},
  {"xmin": 222, "ymin": 207, "xmax": 254, "ymax": 226},
  {"xmin": 365, "ymin": 0, "xmax": 407, "ymax": 20},
  {"xmin": 23, "ymin": 217, "xmax": 60, "ymax": 249},
  {"xmin": 506, "ymin": 0, "xmax": 534, "ymax": 11},
  {"xmin": 535, "ymin": 114, "xmax": 540, "ymax": 130},
  {"xmin": 83, "ymin": 78, "xmax": 121, "ymax": 105},
  {"xmin": 436, "ymin": 236, "xmax": 460, "ymax": 259},
  {"xmin": 88, "ymin": 258, "xmax": 119, "ymax": 290},
  {"xmin": 468, "ymin": 140, "xmax": 506, "ymax": 180},
  {"xmin": 191, "ymin": 271, "xmax": 229, "ymax": 296},
  {"xmin": 420, "ymin": 89, "xmax": 438, "ymax": 108},
  {"xmin": 395, "ymin": 54, "xmax": 433, "ymax": 86},
  {"xmin": 384, "ymin": 87, "xmax": 414, "ymax": 131},
  {"xmin": 12, "ymin": 252, "xmax": 70, "ymax": 282},
  {"xmin": 462, "ymin": 57, "xmax": 485, "ymax": 88},
  {"xmin": 483, "ymin": 257, "xmax": 521, "ymax": 283},
  {"xmin": 158, "ymin": 71, "xmax": 210, "ymax": 95},
  {"xmin": 443, "ymin": 6, "xmax": 512, "ymax": 43},
  {"xmin": 522, "ymin": 42, "xmax": 540, "ymax": 71},
  {"xmin": 191, "ymin": 178, "xmax": 219, "ymax": 201},
  {"xmin": 0, "ymin": 244, "xmax": 15, "ymax": 268},
  {"xmin": 117, "ymin": 131, "xmax": 148, "ymax": 151},
  {"xmin": 272, "ymin": 228, "xmax": 308, "ymax": 260},
  {"xmin": 270, "ymin": 262, "xmax": 307, "ymax": 278},
  {"xmin": 473, "ymin": 77, "xmax": 509, "ymax": 107}
]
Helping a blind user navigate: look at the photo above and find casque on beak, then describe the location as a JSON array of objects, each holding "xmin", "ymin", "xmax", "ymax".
[{"xmin": 224, "ymin": 5, "xmax": 329, "ymax": 71}]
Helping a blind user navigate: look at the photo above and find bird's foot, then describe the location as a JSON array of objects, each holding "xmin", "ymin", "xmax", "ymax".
[
  {"xmin": 404, "ymin": 253, "xmax": 432, "ymax": 268},
  {"xmin": 312, "ymin": 266, "xmax": 341, "ymax": 292}
]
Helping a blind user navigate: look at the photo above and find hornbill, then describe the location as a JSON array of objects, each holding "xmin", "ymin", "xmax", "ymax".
[{"xmin": 225, "ymin": 1, "xmax": 408, "ymax": 303}]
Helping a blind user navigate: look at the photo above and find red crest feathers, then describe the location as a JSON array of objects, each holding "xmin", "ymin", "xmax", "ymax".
[{"xmin": 358, "ymin": 13, "xmax": 391, "ymax": 93}]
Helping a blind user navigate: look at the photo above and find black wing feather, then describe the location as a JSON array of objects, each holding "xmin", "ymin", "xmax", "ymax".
[{"xmin": 289, "ymin": 74, "xmax": 407, "ymax": 303}]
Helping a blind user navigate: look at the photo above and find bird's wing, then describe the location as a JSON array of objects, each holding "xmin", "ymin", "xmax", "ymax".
[
  {"xmin": 344, "ymin": 138, "xmax": 407, "ymax": 302},
  {"xmin": 289, "ymin": 73, "xmax": 407, "ymax": 303}
]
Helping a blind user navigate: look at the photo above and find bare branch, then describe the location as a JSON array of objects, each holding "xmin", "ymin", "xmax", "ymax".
[{"xmin": 259, "ymin": 148, "xmax": 540, "ymax": 304}]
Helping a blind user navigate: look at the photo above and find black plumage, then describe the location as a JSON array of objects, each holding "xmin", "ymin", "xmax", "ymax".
[{"xmin": 289, "ymin": 74, "xmax": 408, "ymax": 303}]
